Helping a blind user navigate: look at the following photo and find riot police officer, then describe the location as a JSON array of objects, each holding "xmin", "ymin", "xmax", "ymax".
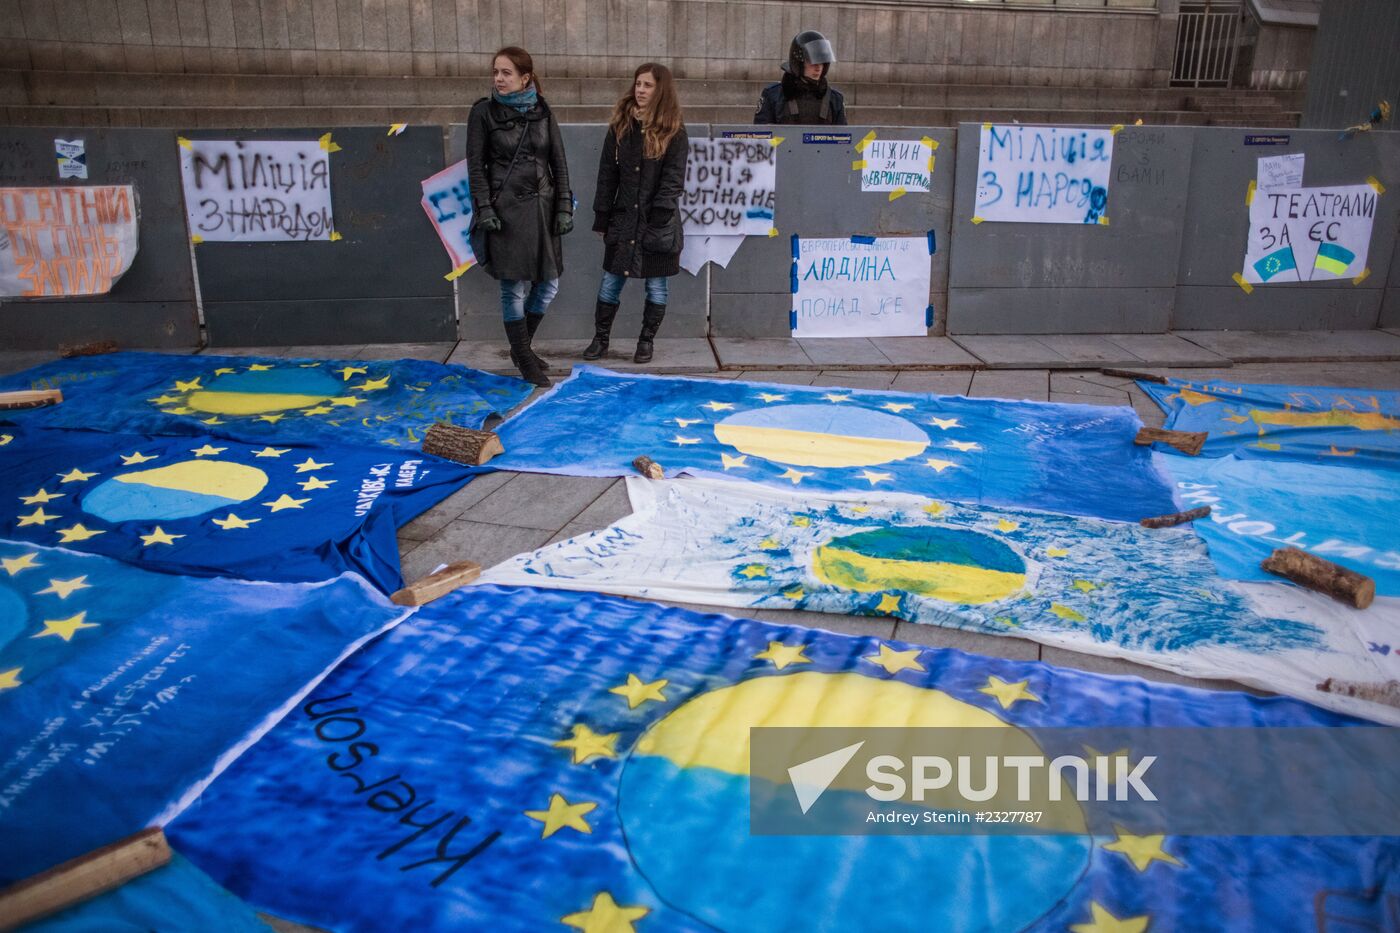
[{"xmin": 754, "ymin": 30, "xmax": 848, "ymax": 126}]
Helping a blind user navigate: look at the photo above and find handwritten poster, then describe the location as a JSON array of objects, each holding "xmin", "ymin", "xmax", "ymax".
[
  {"xmin": 420, "ymin": 159, "xmax": 475, "ymax": 277},
  {"xmin": 0, "ymin": 185, "xmax": 139, "ymax": 297},
  {"xmin": 791, "ymin": 235, "xmax": 930, "ymax": 338},
  {"xmin": 54, "ymin": 138, "xmax": 87, "ymax": 180},
  {"xmin": 1257, "ymin": 153, "xmax": 1304, "ymax": 192},
  {"xmin": 974, "ymin": 124, "xmax": 1114, "ymax": 224},
  {"xmin": 1242, "ymin": 184, "xmax": 1377, "ymax": 284},
  {"xmin": 682, "ymin": 138, "xmax": 777, "ymax": 236},
  {"xmin": 179, "ymin": 138, "xmax": 335, "ymax": 242},
  {"xmin": 860, "ymin": 139, "xmax": 933, "ymax": 194}
]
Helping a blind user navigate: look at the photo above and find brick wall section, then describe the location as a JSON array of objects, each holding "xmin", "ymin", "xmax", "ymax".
[{"xmin": 2, "ymin": 0, "xmax": 1186, "ymax": 88}]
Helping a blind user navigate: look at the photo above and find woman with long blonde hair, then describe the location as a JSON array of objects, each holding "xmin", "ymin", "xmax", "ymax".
[{"xmin": 585, "ymin": 63, "xmax": 689, "ymax": 364}]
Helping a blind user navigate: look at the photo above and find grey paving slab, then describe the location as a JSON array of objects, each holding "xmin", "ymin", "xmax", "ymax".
[
  {"xmin": 397, "ymin": 471, "xmax": 517, "ymax": 542},
  {"xmin": 545, "ymin": 520, "xmax": 595, "ymax": 546},
  {"xmin": 198, "ymin": 346, "xmax": 291, "ymax": 357},
  {"xmin": 0, "ymin": 351, "xmax": 60, "ymax": 377},
  {"xmin": 870, "ymin": 336, "xmax": 982, "ymax": 369},
  {"xmin": 395, "ymin": 535, "xmax": 424, "ymax": 558},
  {"xmin": 1051, "ymin": 370, "xmax": 1140, "ymax": 393},
  {"xmin": 891, "ymin": 371, "xmax": 975, "ymax": 395},
  {"xmin": 811, "ymin": 371, "xmax": 899, "ymax": 391},
  {"xmin": 448, "ymin": 338, "xmax": 717, "ymax": 375},
  {"xmin": 356, "ymin": 342, "xmax": 457, "ymax": 363},
  {"xmin": 1048, "ymin": 391, "xmax": 1132, "ymax": 409},
  {"xmin": 1039, "ymin": 646, "xmax": 1259, "ymax": 694},
  {"xmin": 567, "ymin": 478, "xmax": 631, "ymax": 531},
  {"xmin": 1034, "ymin": 334, "xmax": 1144, "ymax": 365},
  {"xmin": 953, "ymin": 335, "xmax": 1068, "ymax": 367},
  {"xmin": 1127, "ymin": 387, "xmax": 1168, "ymax": 429},
  {"xmin": 279, "ymin": 345, "xmax": 367, "ymax": 360},
  {"xmin": 1387, "ymin": 329, "xmax": 1400, "ymax": 338},
  {"xmin": 749, "ymin": 608, "xmax": 897, "ymax": 640},
  {"xmin": 711, "ymin": 337, "xmax": 815, "ymax": 370},
  {"xmin": 1177, "ymin": 330, "xmax": 1400, "ymax": 362},
  {"xmin": 967, "ymin": 369, "xmax": 1049, "ymax": 401},
  {"xmin": 678, "ymin": 371, "xmax": 742, "ymax": 380},
  {"xmin": 401, "ymin": 519, "xmax": 555, "ymax": 581},
  {"xmin": 462, "ymin": 472, "xmax": 619, "ymax": 531},
  {"xmin": 1101, "ymin": 333, "xmax": 1231, "ymax": 366},
  {"xmin": 734, "ymin": 370, "xmax": 820, "ymax": 386},
  {"xmin": 892, "ymin": 622, "xmax": 1040, "ymax": 661},
  {"xmin": 795, "ymin": 338, "xmax": 892, "ymax": 368}
]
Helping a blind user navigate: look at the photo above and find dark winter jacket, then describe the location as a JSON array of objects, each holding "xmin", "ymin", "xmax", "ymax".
[
  {"xmin": 753, "ymin": 73, "xmax": 848, "ymax": 125},
  {"xmin": 592, "ymin": 119, "xmax": 689, "ymax": 279},
  {"xmin": 465, "ymin": 95, "xmax": 573, "ymax": 282}
]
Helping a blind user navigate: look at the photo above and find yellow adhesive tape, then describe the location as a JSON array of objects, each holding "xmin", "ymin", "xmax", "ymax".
[
  {"xmin": 387, "ymin": 123, "xmax": 407, "ymax": 136},
  {"xmin": 1367, "ymin": 175, "xmax": 1386, "ymax": 194},
  {"xmin": 920, "ymin": 136, "xmax": 937, "ymax": 150},
  {"xmin": 768, "ymin": 227, "xmax": 779, "ymax": 237},
  {"xmin": 1097, "ymin": 216, "xmax": 1110, "ymax": 226},
  {"xmin": 329, "ymin": 231, "xmax": 343, "ymax": 241},
  {"xmin": 982, "ymin": 122, "xmax": 992, "ymax": 131},
  {"xmin": 770, "ymin": 136, "xmax": 785, "ymax": 146},
  {"xmin": 855, "ymin": 130, "xmax": 877, "ymax": 152},
  {"xmin": 319, "ymin": 132, "xmax": 342, "ymax": 153},
  {"xmin": 176, "ymin": 136, "xmax": 192, "ymax": 150},
  {"xmin": 445, "ymin": 261, "xmax": 474, "ymax": 281},
  {"xmin": 888, "ymin": 187, "xmax": 907, "ymax": 201},
  {"xmin": 1353, "ymin": 267, "xmax": 1371, "ymax": 285},
  {"xmin": 971, "ymin": 216, "xmax": 985, "ymax": 225},
  {"xmin": 190, "ymin": 233, "xmax": 203, "ymax": 244},
  {"xmin": 1232, "ymin": 272, "xmax": 1254, "ymax": 294},
  {"xmin": 852, "ymin": 159, "xmax": 867, "ymax": 170},
  {"xmin": 1110, "ymin": 124, "xmax": 1124, "ymax": 134},
  {"xmin": 1246, "ymin": 180, "xmax": 1256, "ymax": 205}
]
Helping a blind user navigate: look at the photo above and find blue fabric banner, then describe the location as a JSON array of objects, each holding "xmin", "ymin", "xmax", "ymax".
[
  {"xmin": 1162, "ymin": 454, "xmax": 1400, "ymax": 597},
  {"xmin": 0, "ymin": 540, "xmax": 406, "ymax": 883},
  {"xmin": 0, "ymin": 426, "xmax": 479, "ymax": 593},
  {"xmin": 23, "ymin": 854, "xmax": 272, "ymax": 933},
  {"xmin": 1140, "ymin": 378, "xmax": 1400, "ymax": 468},
  {"xmin": 0, "ymin": 351, "xmax": 532, "ymax": 450},
  {"xmin": 492, "ymin": 366, "xmax": 1175, "ymax": 522},
  {"xmin": 169, "ymin": 585, "xmax": 1397, "ymax": 933}
]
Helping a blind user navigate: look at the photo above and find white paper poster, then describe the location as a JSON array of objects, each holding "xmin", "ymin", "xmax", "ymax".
[
  {"xmin": 860, "ymin": 138, "xmax": 933, "ymax": 194},
  {"xmin": 54, "ymin": 138, "xmax": 87, "ymax": 180},
  {"xmin": 420, "ymin": 158, "xmax": 475, "ymax": 277},
  {"xmin": 974, "ymin": 124, "xmax": 1114, "ymax": 224},
  {"xmin": 179, "ymin": 138, "xmax": 335, "ymax": 242},
  {"xmin": 1242, "ymin": 184, "xmax": 1377, "ymax": 284},
  {"xmin": 0, "ymin": 185, "xmax": 139, "ymax": 297},
  {"xmin": 679, "ymin": 233, "xmax": 745, "ymax": 275},
  {"xmin": 682, "ymin": 138, "xmax": 777, "ymax": 237},
  {"xmin": 1257, "ymin": 153, "xmax": 1304, "ymax": 191},
  {"xmin": 791, "ymin": 235, "xmax": 931, "ymax": 338}
]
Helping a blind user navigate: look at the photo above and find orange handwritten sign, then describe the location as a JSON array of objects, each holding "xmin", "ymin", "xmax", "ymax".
[{"xmin": 0, "ymin": 185, "xmax": 138, "ymax": 297}]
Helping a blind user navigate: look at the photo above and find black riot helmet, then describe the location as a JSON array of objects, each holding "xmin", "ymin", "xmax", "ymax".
[{"xmin": 784, "ymin": 30, "xmax": 836, "ymax": 77}]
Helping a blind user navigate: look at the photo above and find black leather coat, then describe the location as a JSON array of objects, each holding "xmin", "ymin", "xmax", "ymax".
[
  {"xmin": 592, "ymin": 120, "xmax": 689, "ymax": 279},
  {"xmin": 466, "ymin": 96, "xmax": 573, "ymax": 282}
]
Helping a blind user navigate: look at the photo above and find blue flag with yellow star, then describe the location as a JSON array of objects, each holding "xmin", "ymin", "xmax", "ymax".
[
  {"xmin": 0, "ymin": 351, "xmax": 532, "ymax": 450},
  {"xmin": 491, "ymin": 366, "xmax": 1175, "ymax": 523},
  {"xmin": 166, "ymin": 585, "xmax": 1398, "ymax": 932},
  {"xmin": 0, "ymin": 539, "xmax": 406, "ymax": 884},
  {"xmin": 0, "ymin": 425, "xmax": 480, "ymax": 593},
  {"xmin": 1140, "ymin": 378, "xmax": 1400, "ymax": 468}
]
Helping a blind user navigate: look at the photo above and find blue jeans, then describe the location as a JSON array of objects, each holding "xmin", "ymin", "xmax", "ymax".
[
  {"xmin": 499, "ymin": 278, "xmax": 559, "ymax": 322},
  {"xmin": 597, "ymin": 271, "xmax": 668, "ymax": 306}
]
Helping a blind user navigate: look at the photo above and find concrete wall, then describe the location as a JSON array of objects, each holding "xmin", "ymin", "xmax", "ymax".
[
  {"xmin": 2, "ymin": 0, "xmax": 1176, "ymax": 88},
  {"xmin": 2, "ymin": 119, "xmax": 1397, "ymax": 349},
  {"xmin": 1302, "ymin": 0, "xmax": 1400, "ymax": 130}
]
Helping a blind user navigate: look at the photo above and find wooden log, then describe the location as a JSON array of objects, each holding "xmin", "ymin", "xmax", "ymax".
[
  {"xmin": 421, "ymin": 423, "xmax": 503, "ymax": 465},
  {"xmin": 1100, "ymin": 367, "xmax": 1168, "ymax": 384},
  {"xmin": 1316, "ymin": 678, "xmax": 1400, "ymax": 709},
  {"xmin": 1139, "ymin": 505, "xmax": 1211, "ymax": 528},
  {"xmin": 1262, "ymin": 547, "xmax": 1375, "ymax": 609},
  {"xmin": 58, "ymin": 340, "xmax": 119, "ymax": 358},
  {"xmin": 0, "ymin": 389, "xmax": 63, "ymax": 411},
  {"xmin": 1133, "ymin": 426, "xmax": 1207, "ymax": 456},
  {"xmin": 390, "ymin": 560, "xmax": 482, "ymax": 607},
  {"xmin": 0, "ymin": 828, "xmax": 170, "ymax": 930},
  {"xmin": 632, "ymin": 455, "xmax": 665, "ymax": 480}
]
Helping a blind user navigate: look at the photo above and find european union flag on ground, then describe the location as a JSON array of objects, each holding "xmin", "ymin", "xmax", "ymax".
[
  {"xmin": 1314, "ymin": 241, "xmax": 1356, "ymax": 276},
  {"xmin": 492, "ymin": 366, "xmax": 1176, "ymax": 522},
  {"xmin": 168, "ymin": 585, "xmax": 1398, "ymax": 932},
  {"xmin": 0, "ymin": 351, "xmax": 531, "ymax": 449},
  {"xmin": 0, "ymin": 540, "xmax": 406, "ymax": 883},
  {"xmin": 1252, "ymin": 245, "xmax": 1297, "ymax": 281},
  {"xmin": 1140, "ymin": 378, "xmax": 1400, "ymax": 467},
  {"xmin": 0, "ymin": 425, "xmax": 480, "ymax": 592}
]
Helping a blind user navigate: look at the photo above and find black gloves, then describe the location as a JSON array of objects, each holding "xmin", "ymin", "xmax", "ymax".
[{"xmin": 555, "ymin": 212, "xmax": 574, "ymax": 235}]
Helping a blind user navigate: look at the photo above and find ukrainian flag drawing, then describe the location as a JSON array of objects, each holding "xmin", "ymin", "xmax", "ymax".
[
  {"xmin": 1252, "ymin": 246, "xmax": 1297, "ymax": 281},
  {"xmin": 1314, "ymin": 242, "xmax": 1355, "ymax": 276}
]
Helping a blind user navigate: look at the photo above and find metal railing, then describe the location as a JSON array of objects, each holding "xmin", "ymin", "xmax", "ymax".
[{"xmin": 1172, "ymin": 1, "xmax": 1242, "ymax": 87}]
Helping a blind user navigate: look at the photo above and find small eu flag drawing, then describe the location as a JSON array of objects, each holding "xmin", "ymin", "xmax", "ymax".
[
  {"xmin": 1313, "ymin": 241, "xmax": 1356, "ymax": 276},
  {"xmin": 1252, "ymin": 245, "xmax": 1297, "ymax": 281}
]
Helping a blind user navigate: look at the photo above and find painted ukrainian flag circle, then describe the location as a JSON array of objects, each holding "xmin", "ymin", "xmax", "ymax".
[
  {"xmin": 619, "ymin": 671, "xmax": 1090, "ymax": 931},
  {"xmin": 186, "ymin": 369, "xmax": 344, "ymax": 415},
  {"xmin": 714, "ymin": 405, "xmax": 929, "ymax": 468},
  {"xmin": 83, "ymin": 460, "xmax": 269, "ymax": 522},
  {"xmin": 813, "ymin": 526, "xmax": 1026, "ymax": 604}
]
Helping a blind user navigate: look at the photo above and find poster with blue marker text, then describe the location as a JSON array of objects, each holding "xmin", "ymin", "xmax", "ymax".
[{"xmin": 975, "ymin": 124, "xmax": 1114, "ymax": 224}]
